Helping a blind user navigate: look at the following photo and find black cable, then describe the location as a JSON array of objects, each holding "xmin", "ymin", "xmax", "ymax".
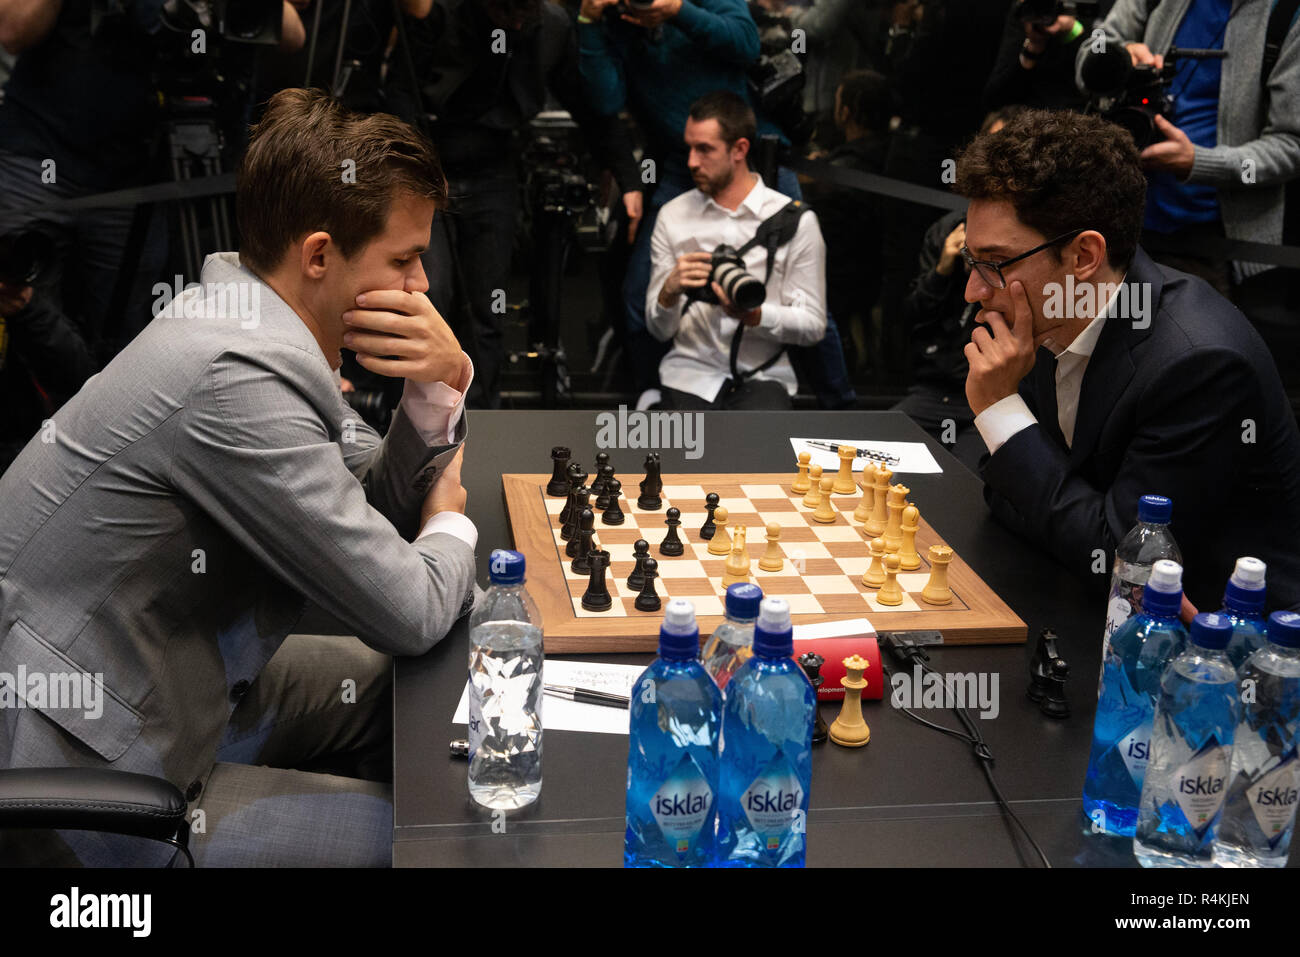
[{"xmin": 880, "ymin": 636, "xmax": 1052, "ymax": 868}]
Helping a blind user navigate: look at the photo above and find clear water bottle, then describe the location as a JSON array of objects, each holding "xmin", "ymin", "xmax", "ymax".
[
  {"xmin": 716, "ymin": 597, "xmax": 817, "ymax": 867},
  {"xmin": 625, "ymin": 599, "xmax": 722, "ymax": 867},
  {"xmin": 1102, "ymin": 494, "xmax": 1181, "ymax": 648},
  {"xmin": 1134, "ymin": 613, "xmax": 1240, "ymax": 867},
  {"xmin": 1083, "ymin": 559, "xmax": 1188, "ymax": 837},
  {"xmin": 1215, "ymin": 610, "xmax": 1300, "ymax": 867},
  {"xmin": 700, "ymin": 583, "xmax": 762, "ymax": 692},
  {"xmin": 467, "ymin": 549, "xmax": 543, "ymax": 810},
  {"xmin": 1217, "ymin": 557, "xmax": 1269, "ymax": 670}
]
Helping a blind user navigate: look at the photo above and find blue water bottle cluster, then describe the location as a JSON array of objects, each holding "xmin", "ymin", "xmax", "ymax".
[{"xmin": 625, "ymin": 586, "xmax": 817, "ymax": 867}]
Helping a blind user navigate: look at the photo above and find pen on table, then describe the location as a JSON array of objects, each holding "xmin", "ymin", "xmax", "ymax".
[
  {"xmin": 803, "ymin": 440, "xmax": 899, "ymax": 463},
  {"xmin": 544, "ymin": 684, "xmax": 630, "ymax": 709}
]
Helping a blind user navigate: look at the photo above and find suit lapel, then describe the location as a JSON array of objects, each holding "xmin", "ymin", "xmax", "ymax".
[
  {"xmin": 1030, "ymin": 348, "xmax": 1066, "ymax": 449},
  {"xmin": 1068, "ymin": 249, "xmax": 1163, "ymax": 465}
]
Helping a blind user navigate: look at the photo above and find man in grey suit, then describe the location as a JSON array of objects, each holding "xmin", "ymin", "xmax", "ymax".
[{"xmin": 0, "ymin": 89, "xmax": 479, "ymax": 866}]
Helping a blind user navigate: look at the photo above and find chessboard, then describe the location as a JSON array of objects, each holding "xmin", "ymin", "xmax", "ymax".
[{"xmin": 502, "ymin": 472, "xmax": 1027, "ymax": 653}]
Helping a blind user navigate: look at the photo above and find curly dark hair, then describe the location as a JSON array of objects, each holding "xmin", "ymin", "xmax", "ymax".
[{"xmin": 954, "ymin": 109, "xmax": 1146, "ymax": 269}]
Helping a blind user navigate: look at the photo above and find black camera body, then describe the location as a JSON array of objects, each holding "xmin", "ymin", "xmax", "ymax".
[
  {"xmin": 683, "ymin": 245, "xmax": 766, "ymax": 312},
  {"xmin": 1079, "ymin": 44, "xmax": 1223, "ymax": 149},
  {"xmin": 0, "ymin": 230, "xmax": 54, "ymax": 287},
  {"xmin": 1016, "ymin": 0, "xmax": 1101, "ymax": 24}
]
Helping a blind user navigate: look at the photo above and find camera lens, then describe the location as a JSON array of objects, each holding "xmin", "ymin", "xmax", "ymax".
[{"xmin": 713, "ymin": 260, "xmax": 766, "ymax": 312}]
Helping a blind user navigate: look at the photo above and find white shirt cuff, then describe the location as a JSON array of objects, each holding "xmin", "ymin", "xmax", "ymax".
[
  {"xmin": 416, "ymin": 511, "xmax": 478, "ymax": 550},
  {"xmin": 400, "ymin": 355, "xmax": 473, "ymax": 446},
  {"xmin": 974, "ymin": 394, "xmax": 1038, "ymax": 456}
]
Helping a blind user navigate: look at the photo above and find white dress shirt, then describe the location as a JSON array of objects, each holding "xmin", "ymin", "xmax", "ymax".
[
  {"xmin": 974, "ymin": 278, "xmax": 1124, "ymax": 455},
  {"xmin": 368, "ymin": 358, "xmax": 478, "ymax": 549},
  {"xmin": 645, "ymin": 173, "xmax": 828, "ymax": 402}
]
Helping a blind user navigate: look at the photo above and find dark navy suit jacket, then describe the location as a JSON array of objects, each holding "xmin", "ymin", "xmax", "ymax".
[{"xmin": 980, "ymin": 248, "xmax": 1300, "ymax": 613}]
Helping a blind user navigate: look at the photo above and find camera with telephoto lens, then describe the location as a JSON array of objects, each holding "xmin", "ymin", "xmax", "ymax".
[
  {"xmin": 1016, "ymin": 0, "xmax": 1100, "ymax": 24},
  {"xmin": 683, "ymin": 245, "xmax": 766, "ymax": 312},
  {"xmin": 1079, "ymin": 43, "xmax": 1226, "ymax": 149}
]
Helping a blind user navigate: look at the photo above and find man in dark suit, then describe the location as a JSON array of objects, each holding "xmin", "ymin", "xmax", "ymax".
[{"xmin": 955, "ymin": 108, "xmax": 1300, "ymax": 613}]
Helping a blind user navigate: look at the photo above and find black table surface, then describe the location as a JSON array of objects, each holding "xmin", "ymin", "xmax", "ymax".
[{"xmin": 390, "ymin": 410, "xmax": 1139, "ymax": 868}]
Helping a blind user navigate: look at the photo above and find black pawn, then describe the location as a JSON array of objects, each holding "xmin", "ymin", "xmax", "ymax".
[
  {"xmin": 638, "ymin": 452, "xmax": 662, "ymax": 510},
  {"xmin": 559, "ymin": 464, "xmax": 586, "ymax": 526},
  {"xmin": 567, "ymin": 505, "xmax": 594, "ymax": 557},
  {"xmin": 591, "ymin": 452, "xmax": 611, "ymax": 495},
  {"xmin": 799, "ymin": 652, "xmax": 829, "ymax": 745},
  {"xmin": 593, "ymin": 464, "xmax": 616, "ymax": 510},
  {"xmin": 601, "ymin": 478, "xmax": 626, "ymax": 525},
  {"xmin": 1041, "ymin": 658, "xmax": 1070, "ymax": 719},
  {"xmin": 627, "ymin": 539, "xmax": 650, "ymax": 590},
  {"xmin": 571, "ymin": 509, "xmax": 598, "ymax": 573},
  {"xmin": 547, "ymin": 446, "xmax": 572, "ymax": 497},
  {"xmin": 633, "ymin": 557, "xmax": 661, "ymax": 612},
  {"xmin": 581, "ymin": 550, "xmax": 612, "ymax": 612},
  {"xmin": 699, "ymin": 492, "xmax": 720, "ymax": 541},
  {"xmin": 659, "ymin": 507, "xmax": 684, "ymax": 557}
]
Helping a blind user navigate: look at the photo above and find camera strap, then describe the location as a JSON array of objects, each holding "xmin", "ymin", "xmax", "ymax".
[{"xmin": 725, "ymin": 199, "xmax": 810, "ymax": 383}]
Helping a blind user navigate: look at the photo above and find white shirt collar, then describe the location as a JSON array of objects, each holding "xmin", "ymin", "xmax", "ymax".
[
  {"xmin": 701, "ymin": 171, "xmax": 766, "ymax": 218},
  {"xmin": 1056, "ymin": 271, "xmax": 1127, "ymax": 362}
]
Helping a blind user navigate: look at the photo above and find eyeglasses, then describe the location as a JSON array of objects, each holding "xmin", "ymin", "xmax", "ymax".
[{"xmin": 959, "ymin": 229, "xmax": 1085, "ymax": 289}]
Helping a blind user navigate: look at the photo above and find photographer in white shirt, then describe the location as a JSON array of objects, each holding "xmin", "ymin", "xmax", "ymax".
[{"xmin": 646, "ymin": 91, "xmax": 828, "ymax": 410}]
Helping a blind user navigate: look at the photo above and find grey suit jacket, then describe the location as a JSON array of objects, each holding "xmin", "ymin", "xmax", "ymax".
[{"xmin": 0, "ymin": 253, "xmax": 476, "ymax": 806}]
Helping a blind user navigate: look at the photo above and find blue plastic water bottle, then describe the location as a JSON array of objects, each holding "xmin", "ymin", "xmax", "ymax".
[
  {"xmin": 1216, "ymin": 557, "xmax": 1269, "ymax": 669},
  {"xmin": 716, "ymin": 597, "xmax": 817, "ymax": 867},
  {"xmin": 1134, "ymin": 613, "xmax": 1240, "ymax": 867},
  {"xmin": 1083, "ymin": 559, "xmax": 1189, "ymax": 837},
  {"xmin": 624, "ymin": 599, "xmax": 722, "ymax": 867}
]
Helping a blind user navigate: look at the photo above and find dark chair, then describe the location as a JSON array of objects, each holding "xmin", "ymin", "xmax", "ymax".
[{"xmin": 0, "ymin": 767, "xmax": 193, "ymax": 866}]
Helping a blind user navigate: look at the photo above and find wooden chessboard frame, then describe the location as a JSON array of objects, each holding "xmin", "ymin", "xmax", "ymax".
[{"xmin": 502, "ymin": 473, "xmax": 1027, "ymax": 653}]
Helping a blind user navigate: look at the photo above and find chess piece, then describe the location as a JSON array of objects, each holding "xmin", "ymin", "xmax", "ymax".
[
  {"xmin": 1027, "ymin": 628, "xmax": 1062, "ymax": 703},
  {"xmin": 1041, "ymin": 657, "xmax": 1070, "ymax": 719},
  {"xmin": 898, "ymin": 504, "xmax": 921, "ymax": 570},
  {"xmin": 593, "ymin": 463, "xmax": 616, "ymax": 510},
  {"xmin": 659, "ymin": 507, "xmax": 685, "ymax": 557},
  {"xmin": 798, "ymin": 652, "xmax": 829, "ymax": 745},
  {"xmin": 601, "ymin": 478, "xmax": 625, "ymax": 525},
  {"xmin": 627, "ymin": 539, "xmax": 651, "ymax": 590},
  {"xmin": 832, "ymin": 445, "xmax": 857, "ymax": 495},
  {"xmin": 861, "ymin": 537, "xmax": 886, "ymax": 587},
  {"xmin": 883, "ymin": 483, "xmax": 909, "ymax": 552},
  {"xmin": 921, "ymin": 545, "xmax": 954, "ymax": 605},
  {"xmin": 707, "ymin": 506, "xmax": 732, "ymax": 556},
  {"xmin": 567, "ymin": 506, "xmax": 595, "ymax": 558},
  {"xmin": 864, "ymin": 464, "xmax": 891, "ymax": 537},
  {"xmin": 560, "ymin": 481, "xmax": 590, "ymax": 541},
  {"xmin": 699, "ymin": 492, "xmax": 720, "ymax": 540},
  {"xmin": 581, "ymin": 549, "xmax": 613, "ymax": 612},
  {"xmin": 791, "ymin": 450, "xmax": 812, "ymax": 494},
  {"xmin": 801, "ymin": 464, "xmax": 823, "ymax": 509},
  {"xmin": 812, "ymin": 474, "xmax": 837, "ymax": 523},
  {"xmin": 547, "ymin": 446, "xmax": 571, "ymax": 496},
  {"xmin": 570, "ymin": 509, "xmax": 598, "ymax": 573},
  {"xmin": 829, "ymin": 654, "xmax": 871, "ymax": 747},
  {"xmin": 876, "ymin": 554, "xmax": 904, "ymax": 605},
  {"xmin": 721, "ymin": 526, "xmax": 750, "ymax": 586},
  {"xmin": 559, "ymin": 463, "xmax": 586, "ymax": 525},
  {"xmin": 590, "ymin": 452, "xmax": 611, "ymax": 501},
  {"xmin": 637, "ymin": 452, "xmax": 662, "ymax": 510},
  {"xmin": 758, "ymin": 522, "xmax": 783, "ymax": 572},
  {"xmin": 852, "ymin": 461, "xmax": 876, "ymax": 525},
  {"xmin": 634, "ymin": 557, "xmax": 661, "ymax": 612}
]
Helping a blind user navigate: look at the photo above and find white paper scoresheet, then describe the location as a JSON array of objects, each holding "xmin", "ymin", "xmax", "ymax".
[
  {"xmin": 788, "ymin": 437, "xmax": 942, "ymax": 474},
  {"xmin": 452, "ymin": 659, "xmax": 646, "ymax": 735}
]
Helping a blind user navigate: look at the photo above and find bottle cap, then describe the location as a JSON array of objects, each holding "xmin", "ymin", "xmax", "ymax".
[
  {"xmin": 1141, "ymin": 559, "xmax": 1183, "ymax": 617},
  {"xmin": 487, "ymin": 549, "xmax": 525, "ymax": 586},
  {"xmin": 724, "ymin": 583, "xmax": 763, "ymax": 620},
  {"xmin": 1267, "ymin": 611, "xmax": 1300, "ymax": 649},
  {"xmin": 1137, "ymin": 494, "xmax": 1173, "ymax": 524},
  {"xmin": 1189, "ymin": 612, "xmax": 1232, "ymax": 650},
  {"xmin": 1223, "ymin": 557, "xmax": 1267, "ymax": 613},
  {"xmin": 658, "ymin": 599, "xmax": 699, "ymax": 659},
  {"xmin": 752, "ymin": 597, "xmax": 793, "ymax": 657}
]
